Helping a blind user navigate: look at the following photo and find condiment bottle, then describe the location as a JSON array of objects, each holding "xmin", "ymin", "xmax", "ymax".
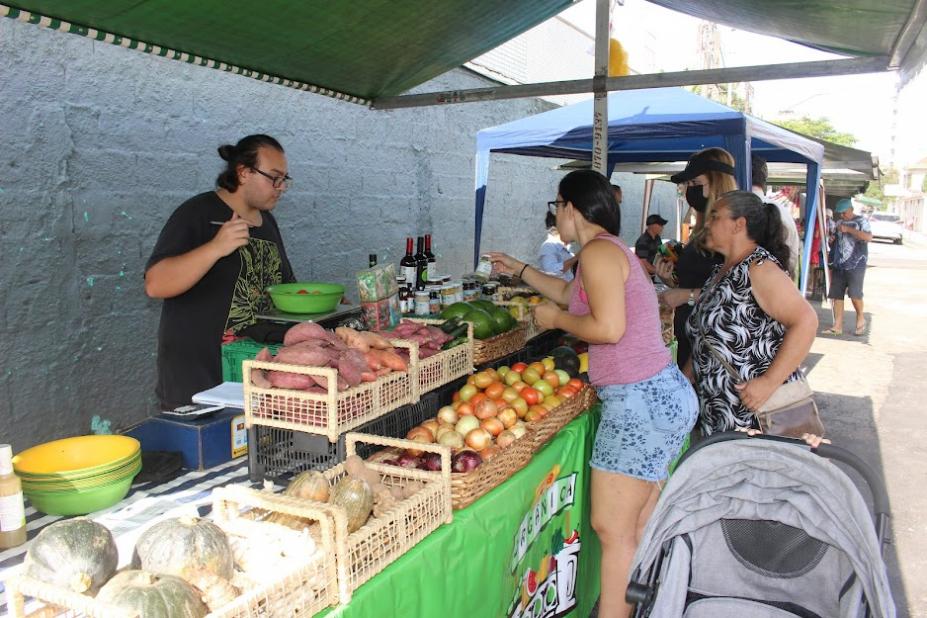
[{"xmin": 0, "ymin": 444, "xmax": 26, "ymax": 549}]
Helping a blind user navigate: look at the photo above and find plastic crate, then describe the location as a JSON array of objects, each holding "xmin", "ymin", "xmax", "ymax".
[
  {"xmin": 222, "ymin": 339, "xmax": 281, "ymax": 382},
  {"xmin": 248, "ymin": 392, "xmax": 439, "ymax": 483}
]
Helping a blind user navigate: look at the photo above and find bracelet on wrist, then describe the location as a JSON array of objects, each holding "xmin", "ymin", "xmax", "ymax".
[{"xmin": 518, "ymin": 263, "xmax": 529, "ymax": 279}]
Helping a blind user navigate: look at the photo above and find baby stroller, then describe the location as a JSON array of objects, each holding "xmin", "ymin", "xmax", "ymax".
[{"xmin": 626, "ymin": 432, "xmax": 895, "ymax": 617}]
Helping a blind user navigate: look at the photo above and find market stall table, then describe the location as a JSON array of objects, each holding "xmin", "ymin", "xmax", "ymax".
[{"xmin": 0, "ymin": 409, "xmax": 602, "ymax": 618}]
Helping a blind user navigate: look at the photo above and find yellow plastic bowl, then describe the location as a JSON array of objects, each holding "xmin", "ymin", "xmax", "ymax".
[{"xmin": 13, "ymin": 435, "xmax": 140, "ymax": 476}]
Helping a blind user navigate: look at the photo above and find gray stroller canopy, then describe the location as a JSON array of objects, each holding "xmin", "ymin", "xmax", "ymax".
[{"xmin": 630, "ymin": 439, "xmax": 895, "ymax": 617}]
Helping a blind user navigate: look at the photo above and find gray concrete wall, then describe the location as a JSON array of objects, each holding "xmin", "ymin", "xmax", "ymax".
[{"xmin": 0, "ymin": 17, "xmax": 677, "ymax": 452}]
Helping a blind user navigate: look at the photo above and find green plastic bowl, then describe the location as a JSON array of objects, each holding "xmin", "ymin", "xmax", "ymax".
[
  {"xmin": 266, "ymin": 282, "xmax": 344, "ymax": 314},
  {"xmin": 24, "ymin": 473, "xmax": 137, "ymax": 516}
]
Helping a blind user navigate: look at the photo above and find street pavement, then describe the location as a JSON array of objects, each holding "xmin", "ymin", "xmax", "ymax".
[{"xmin": 809, "ymin": 234, "xmax": 927, "ymax": 617}]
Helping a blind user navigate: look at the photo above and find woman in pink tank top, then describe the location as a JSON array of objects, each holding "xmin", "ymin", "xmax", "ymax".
[{"xmin": 488, "ymin": 170, "xmax": 697, "ymax": 618}]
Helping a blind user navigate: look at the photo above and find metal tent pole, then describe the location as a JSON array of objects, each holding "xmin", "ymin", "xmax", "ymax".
[{"xmin": 592, "ymin": 0, "xmax": 610, "ymax": 176}]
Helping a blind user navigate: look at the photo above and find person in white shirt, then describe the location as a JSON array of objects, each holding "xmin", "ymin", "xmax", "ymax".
[
  {"xmin": 537, "ymin": 211, "xmax": 575, "ymax": 281},
  {"xmin": 752, "ymin": 155, "xmax": 801, "ymax": 279}
]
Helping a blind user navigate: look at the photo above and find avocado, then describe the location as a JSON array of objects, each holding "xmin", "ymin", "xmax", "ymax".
[
  {"xmin": 489, "ymin": 307, "xmax": 517, "ymax": 334},
  {"xmin": 440, "ymin": 302, "xmax": 473, "ymax": 320},
  {"xmin": 463, "ymin": 308, "xmax": 495, "ymax": 340},
  {"xmin": 551, "ymin": 346, "xmax": 581, "ymax": 377},
  {"xmin": 469, "ymin": 299, "xmax": 497, "ymax": 313}
]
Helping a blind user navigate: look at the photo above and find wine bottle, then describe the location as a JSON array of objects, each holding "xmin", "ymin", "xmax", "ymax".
[
  {"xmin": 368, "ymin": 254, "xmax": 377, "ymax": 268},
  {"xmin": 400, "ymin": 237, "xmax": 417, "ymax": 284},
  {"xmin": 424, "ymin": 234, "xmax": 437, "ymax": 281},
  {"xmin": 414, "ymin": 236, "xmax": 427, "ymax": 290}
]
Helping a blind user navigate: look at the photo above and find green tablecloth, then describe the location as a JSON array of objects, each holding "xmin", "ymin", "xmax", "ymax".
[{"xmin": 317, "ymin": 407, "xmax": 602, "ymax": 618}]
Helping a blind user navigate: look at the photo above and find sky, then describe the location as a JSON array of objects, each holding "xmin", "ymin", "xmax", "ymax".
[{"xmin": 547, "ymin": 0, "xmax": 912, "ymax": 166}]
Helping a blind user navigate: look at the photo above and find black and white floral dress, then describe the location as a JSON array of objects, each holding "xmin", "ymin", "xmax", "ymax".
[{"xmin": 687, "ymin": 247, "xmax": 802, "ymax": 435}]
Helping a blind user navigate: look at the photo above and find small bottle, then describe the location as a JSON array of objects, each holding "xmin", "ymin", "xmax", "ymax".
[
  {"xmin": 429, "ymin": 291, "xmax": 441, "ymax": 315},
  {"xmin": 368, "ymin": 254, "xmax": 377, "ymax": 268},
  {"xmin": 424, "ymin": 234, "xmax": 437, "ymax": 281},
  {"xmin": 0, "ymin": 444, "xmax": 26, "ymax": 550},
  {"xmin": 400, "ymin": 237, "xmax": 417, "ymax": 284},
  {"xmin": 414, "ymin": 290, "xmax": 431, "ymax": 315},
  {"xmin": 474, "ymin": 254, "xmax": 494, "ymax": 281},
  {"xmin": 399, "ymin": 285, "xmax": 411, "ymax": 314}
]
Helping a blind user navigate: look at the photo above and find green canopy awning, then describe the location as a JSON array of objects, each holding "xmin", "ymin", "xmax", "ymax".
[{"xmin": 1, "ymin": 0, "xmax": 573, "ymax": 104}]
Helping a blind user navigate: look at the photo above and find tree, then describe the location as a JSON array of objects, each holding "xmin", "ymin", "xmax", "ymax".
[
  {"xmin": 773, "ymin": 116, "xmax": 858, "ymax": 147},
  {"xmin": 863, "ymin": 166, "xmax": 897, "ymax": 205}
]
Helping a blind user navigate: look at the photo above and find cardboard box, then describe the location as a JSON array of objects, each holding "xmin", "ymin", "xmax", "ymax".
[{"xmin": 125, "ymin": 408, "xmax": 248, "ymax": 470}]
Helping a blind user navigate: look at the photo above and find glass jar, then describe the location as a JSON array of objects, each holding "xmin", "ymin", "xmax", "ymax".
[
  {"xmin": 440, "ymin": 284, "xmax": 456, "ymax": 309},
  {"xmin": 414, "ymin": 290, "xmax": 431, "ymax": 316},
  {"xmin": 481, "ymin": 281, "xmax": 499, "ymax": 300},
  {"xmin": 474, "ymin": 254, "xmax": 494, "ymax": 281},
  {"xmin": 429, "ymin": 291, "xmax": 441, "ymax": 315}
]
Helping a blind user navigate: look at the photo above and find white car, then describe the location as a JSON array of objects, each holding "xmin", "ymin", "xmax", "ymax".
[{"xmin": 869, "ymin": 212, "xmax": 904, "ymax": 244}]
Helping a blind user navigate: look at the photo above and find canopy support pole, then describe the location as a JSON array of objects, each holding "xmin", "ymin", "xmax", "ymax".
[
  {"xmin": 372, "ymin": 57, "xmax": 889, "ymax": 110},
  {"xmin": 800, "ymin": 163, "xmax": 822, "ymax": 296},
  {"xmin": 642, "ymin": 179, "xmax": 655, "ymax": 234},
  {"xmin": 818, "ymin": 183, "xmax": 832, "ymax": 310},
  {"xmin": 591, "ymin": 0, "xmax": 610, "ymax": 176}
]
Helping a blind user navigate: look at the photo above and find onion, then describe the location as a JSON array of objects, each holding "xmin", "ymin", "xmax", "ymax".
[
  {"xmin": 438, "ymin": 430, "xmax": 465, "ymax": 450},
  {"xmin": 510, "ymin": 423, "xmax": 527, "ymax": 439},
  {"xmin": 496, "ymin": 430, "xmax": 516, "ymax": 449},
  {"xmin": 451, "ymin": 450, "xmax": 483, "ymax": 473},
  {"xmin": 465, "ymin": 428, "xmax": 492, "ymax": 451},
  {"xmin": 455, "ymin": 415, "xmax": 480, "ymax": 437},
  {"xmin": 474, "ymin": 399, "xmax": 498, "ymax": 420},
  {"xmin": 480, "ymin": 445, "xmax": 501, "ymax": 461},
  {"xmin": 421, "ymin": 419, "xmax": 440, "ymax": 436},
  {"xmin": 436, "ymin": 406, "xmax": 459, "ymax": 425},
  {"xmin": 497, "ymin": 406, "xmax": 518, "ymax": 429},
  {"xmin": 406, "ymin": 426, "xmax": 434, "ymax": 443},
  {"xmin": 480, "ymin": 417, "xmax": 504, "ymax": 437},
  {"xmin": 418, "ymin": 451, "xmax": 443, "ymax": 472},
  {"xmin": 396, "ymin": 453, "xmax": 421, "ymax": 468}
]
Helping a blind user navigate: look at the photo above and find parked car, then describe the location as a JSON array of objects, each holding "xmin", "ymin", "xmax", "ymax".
[{"xmin": 869, "ymin": 212, "xmax": 904, "ymax": 244}]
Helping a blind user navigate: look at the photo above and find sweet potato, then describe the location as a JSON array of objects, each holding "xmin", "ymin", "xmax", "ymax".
[
  {"xmin": 371, "ymin": 349, "xmax": 408, "ymax": 372},
  {"xmin": 251, "ymin": 368, "xmax": 272, "ymax": 388},
  {"xmin": 267, "ymin": 371, "xmax": 315, "ymax": 390},
  {"xmin": 283, "ymin": 322, "xmax": 330, "ymax": 346},
  {"xmin": 337, "ymin": 350, "xmax": 368, "ymax": 386},
  {"xmin": 358, "ymin": 330, "xmax": 392, "ymax": 350},
  {"xmin": 274, "ymin": 344, "xmax": 333, "ymax": 367},
  {"xmin": 335, "ymin": 327, "xmax": 369, "ymax": 352},
  {"xmin": 364, "ymin": 351, "xmax": 383, "ymax": 371},
  {"xmin": 255, "ymin": 347, "xmax": 274, "ymax": 362}
]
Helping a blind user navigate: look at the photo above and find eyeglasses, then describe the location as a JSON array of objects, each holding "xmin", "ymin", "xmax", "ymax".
[
  {"xmin": 251, "ymin": 167, "xmax": 292, "ymax": 190},
  {"xmin": 547, "ymin": 200, "xmax": 566, "ymax": 214}
]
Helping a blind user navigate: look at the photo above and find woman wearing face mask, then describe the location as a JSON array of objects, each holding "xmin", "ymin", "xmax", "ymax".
[
  {"xmin": 488, "ymin": 170, "xmax": 697, "ymax": 618},
  {"xmin": 654, "ymin": 147, "xmax": 737, "ymax": 369}
]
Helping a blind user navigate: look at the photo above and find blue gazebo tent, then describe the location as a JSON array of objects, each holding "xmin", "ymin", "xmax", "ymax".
[{"xmin": 473, "ymin": 87, "xmax": 825, "ymax": 294}]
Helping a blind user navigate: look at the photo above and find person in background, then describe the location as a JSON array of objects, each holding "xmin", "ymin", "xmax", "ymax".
[
  {"xmin": 687, "ymin": 191, "xmax": 818, "ymax": 435},
  {"xmin": 654, "ymin": 147, "xmax": 737, "ymax": 368},
  {"xmin": 611, "ymin": 183, "xmax": 623, "ymax": 208},
  {"xmin": 145, "ymin": 134, "xmax": 295, "ymax": 410},
  {"xmin": 489, "ymin": 170, "xmax": 697, "ymax": 618},
  {"xmin": 634, "ymin": 214, "xmax": 667, "ymax": 277},
  {"xmin": 751, "ymin": 155, "xmax": 801, "ymax": 278},
  {"xmin": 823, "ymin": 198, "xmax": 872, "ymax": 336},
  {"xmin": 537, "ymin": 210, "xmax": 575, "ymax": 281}
]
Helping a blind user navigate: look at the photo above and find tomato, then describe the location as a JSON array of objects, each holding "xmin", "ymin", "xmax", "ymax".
[
  {"xmin": 452, "ymin": 391, "xmax": 461, "ymax": 403},
  {"xmin": 474, "ymin": 371, "xmax": 495, "ymax": 389},
  {"xmin": 469, "ymin": 393, "xmax": 488, "ymax": 408},
  {"xmin": 485, "ymin": 382, "xmax": 505, "ymax": 401},
  {"xmin": 528, "ymin": 362, "xmax": 547, "ymax": 376},
  {"xmin": 297, "ymin": 289, "xmax": 309, "ymax": 294},
  {"xmin": 511, "ymin": 362, "xmax": 528, "ymax": 373},
  {"xmin": 459, "ymin": 384, "xmax": 478, "ymax": 401},
  {"xmin": 557, "ymin": 386, "xmax": 578, "ymax": 399},
  {"xmin": 567, "ymin": 378, "xmax": 584, "ymax": 391},
  {"xmin": 542, "ymin": 371, "xmax": 561, "ymax": 389},
  {"xmin": 521, "ymin": 387, "xmax": 541, "ymax": 406}
]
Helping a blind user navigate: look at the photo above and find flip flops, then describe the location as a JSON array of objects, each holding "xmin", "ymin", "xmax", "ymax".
[
  {"xmin": 854, "ymin": 323, "xmax": 867, "ymax": 336},
  {"xmin": 821, "ymin": 327, "xmax": 843, "ymax": 336}
]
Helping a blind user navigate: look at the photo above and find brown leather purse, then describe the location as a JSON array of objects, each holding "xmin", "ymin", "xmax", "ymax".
[{"xmin": 702, "ymin": 338, "xmax": 825, "ymax": 439}]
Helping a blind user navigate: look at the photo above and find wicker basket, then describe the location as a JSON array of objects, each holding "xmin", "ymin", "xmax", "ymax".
[
  {"xmin": 400, "ymin": 318, "xmax": 475, "ymax": 394},
  {"xmin": 243, "ymin": 340, "xmax": 419, "ymax": 442},
  {"xmin": 490, "ymin": 286, "xmax": 537, "ymax": 302},
  {"xmin": 450, "ymin": 385, "xmax": 597, "ymax": 510},
  {"xmin": 5, "ymin": 486, "xmax": 341, "ymax": 618},
  {"xmin": 472, "ymin": 325, "xmax": 528, "ymax": 365},
  {"xmin": 311, "ymin": 433, "xmax": 453, "ymax": 603}
]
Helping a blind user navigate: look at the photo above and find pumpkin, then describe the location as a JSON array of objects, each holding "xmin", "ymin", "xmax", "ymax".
[
  {"xmin": 97, "ymin": 570, "xmax": 208, "ymax": 618},
  {"xmin": 329, "ymin": 477, "xmax": 374, "ymax": 533},
  {"xmin": 284, "ymin": 470, "xmax": 330, "ymax": 502},
  {"xmin": 133, "ymin": 517, "xmax": 234, "ymax": 581},
  {"xmin": 24, "ymin": 518, "xmax": 118, "ymax": 594}
]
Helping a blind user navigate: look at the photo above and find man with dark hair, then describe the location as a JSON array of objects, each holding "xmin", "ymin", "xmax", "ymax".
[
  {"xmin": 634, "ymin": 214, "xmax": 667, "ymax": 276},
  {"xmin": 751, "ymin": 155, "xmax": 801, "ymax": 277},
  {"xmin": 823, "ymin": 198, "xmax": 872, "ymax": 336},
  {"xmin": 145, "ymin": 135, "xmax": 295, "ymax": 410},
  {"xmin": 611, "ymin": 183, "xmax": 622, "ymax": 207}
]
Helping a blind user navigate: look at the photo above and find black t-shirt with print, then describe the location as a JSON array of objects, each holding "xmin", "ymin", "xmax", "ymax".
[{"xmin": 146, "ymin": 191, "xmax": 295, "ymax": 409}]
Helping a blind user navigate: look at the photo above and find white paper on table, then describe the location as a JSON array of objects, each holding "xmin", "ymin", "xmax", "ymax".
[{"xmin": 192, "ymin": 382, "xmax": 245, "ymax": 408}]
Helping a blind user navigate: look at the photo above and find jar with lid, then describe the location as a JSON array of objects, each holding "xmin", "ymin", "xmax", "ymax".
[
  {"xmin": 473, "ymin": 254, "xmax": 494, "ymax": 281},
  {"xmin": 414, "ymin": 290, "xmax": 431, "ymax": 316},
  {"xmin": 481, "ymin": 281, "xmax": 500, "ymax": 300},
  {"xmin": 440, "ymin": 284, "xmax": 456, "ymax": 309},
  {"xmin": 428, "ymin": 291, "xmax": 441, "ymax": 315}
]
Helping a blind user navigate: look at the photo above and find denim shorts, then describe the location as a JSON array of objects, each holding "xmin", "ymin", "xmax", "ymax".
[
  {"xmin": 828, "ymin": 266, "xmax": 866, "ymax": 300},
  {"xmin": 590, "ymin": 363, "xmax": 699, "ymax": 482}
]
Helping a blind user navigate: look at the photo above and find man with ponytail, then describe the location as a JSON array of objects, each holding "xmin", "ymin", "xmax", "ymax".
[{"xmin": 145, "ymin": 135, "xmax": 295, "ymax": 410}]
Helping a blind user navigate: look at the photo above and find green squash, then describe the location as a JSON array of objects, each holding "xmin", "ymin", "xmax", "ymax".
[
  {"xmin": 97, "ymin": 570, "xmax": 207, "ymax": 618},
  {"xmin": 330, "ymin": 477, "xmax": 374, "ymax": 533},
  {"xmin": 133, "ymin": 517, "xmax": 233, "ymax": 581},
  {"xmin": 25, "ymin": 518, "xmax": 117, "ymax": 594},
  {"xmin": 284, "ymin": 470, "xmax": 330, "ymax": 502}
]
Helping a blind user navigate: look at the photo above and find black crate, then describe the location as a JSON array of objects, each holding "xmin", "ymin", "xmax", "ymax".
[
  {"xmin": 526, "ymin": 329, "xmax": 565, "ymax": 358},
  {"xmin": 248, "ymin": 391, "xmax": 440, "ymax": 483}
]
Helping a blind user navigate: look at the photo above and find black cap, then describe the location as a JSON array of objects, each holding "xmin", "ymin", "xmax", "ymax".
[
  {"xmin": 646, "ymin": 214, "xmax": 668, "ymax": 226},
  {"xmin": 670, "ymin": 150, "xmax": 736, "ymax": 184}
]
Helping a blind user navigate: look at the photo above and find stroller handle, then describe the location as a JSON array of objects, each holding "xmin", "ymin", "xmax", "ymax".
[{"xmin": 680, "ymin": 432, "xmax": 891, "ymax": 521}]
